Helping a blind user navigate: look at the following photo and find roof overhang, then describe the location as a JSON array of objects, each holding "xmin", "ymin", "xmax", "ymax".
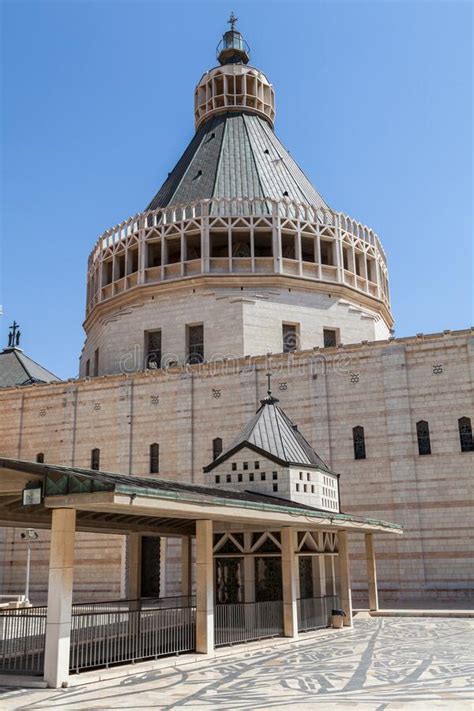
[
  {"xmin": 203, "ymin": 440, "xmax": 336, "ymax": 475},
  {"xmin": 0, "ymin": 458, "xmax": 402, "ymax": 537}
]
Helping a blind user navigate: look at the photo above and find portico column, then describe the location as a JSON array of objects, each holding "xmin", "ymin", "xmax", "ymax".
[
  {"xmin": 337, "ymin": 530, "xmax": 353, "ymax": 627},
  {"xmin": 43, "ymin": 508, "xmax": 76, "ymax": 688},
  {"xmin": 196, "ymin": 520, "xmax": 214, "ymax": 654},
  {"xmin": 181, "ymin": 535, "xmax": 193, "ymax": 597},
  {"xmin": 281, "ymin": 527, "xmax": 298, "ymax": 638},
  {"xmin": 365, "ymin": 533, "xmax": 379, "ymax": 611}
]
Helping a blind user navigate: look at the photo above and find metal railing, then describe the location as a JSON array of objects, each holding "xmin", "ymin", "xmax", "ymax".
[
  {"xmin": 297, "ymin": 595, "xmax": 338, "ymax": 633},
  {"xmin": 215, "ymin": 600, "xmax": 284, "ymax": 647},
  {"xmin": 0, "ymin": 607, "xmax": 46, "ymax": 675},
  {"xmin": 70, "ymin": 603, "xmax": 196, "ymax": 673},
  {"xmin": 71, "ymin": 595, "xmax": 195, "ymax": 615},
  {"xmin": 0, "ymin": 596, "xmax": 196, "ymax": 676}
]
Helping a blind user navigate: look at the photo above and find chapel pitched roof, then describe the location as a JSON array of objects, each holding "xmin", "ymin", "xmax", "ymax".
[
  {"xmin": 204, "ymin": 395, "xmax": 333, "ymax": 473},
  {"xmin": 0, "ymin": 348, "xmax": 60, "ymax": 388}
]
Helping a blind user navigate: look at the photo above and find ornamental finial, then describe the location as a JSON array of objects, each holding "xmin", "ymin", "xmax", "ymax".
[
  {"xmin": 217, "ymin": 13, "xmax": 249, "ymax": 65},
  {"xmin": 266, "ymin": 371, "xmax": 272, "ymax": 397},
  {"xmin": 260, "ymin": 371, "xmax": 279, "ymax": 405},
  {"xmin": 228, "ymin": 12, "xmax": 238, "ymax": 30}
]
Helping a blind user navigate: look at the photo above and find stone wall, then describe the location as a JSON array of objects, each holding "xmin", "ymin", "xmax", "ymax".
[
  {"xmin": 80, "ymin": 283, "xmax": 390, "ymax": 377},
  {"xmin": 0, "ymin": 328, "xmax": 472, "ymax": 604}
]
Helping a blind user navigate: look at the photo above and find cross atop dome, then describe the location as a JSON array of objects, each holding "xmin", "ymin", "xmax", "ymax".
[
  {"xmin": 227, "ymin": 12, "xmax": 238, "ymax": 30},
  {"xmin": 217, "ymin": 14, "xmax": 250, "ymax": 65}
]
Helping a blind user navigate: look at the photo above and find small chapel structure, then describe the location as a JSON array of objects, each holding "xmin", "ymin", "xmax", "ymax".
[{"xmin": 204, "ymin": 379, "xmax": 340, "ymax": 512}]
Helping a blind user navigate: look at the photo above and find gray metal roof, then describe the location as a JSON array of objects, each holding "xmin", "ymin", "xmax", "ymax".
[
  {"xmin": 204, "ymin": 396, "xmax": 332, "ymax": 473},
  {"xmin": 146, "ymin": 112, "xmax": 329, "ymax": 212},
  {"xmin": 0, "ymin": 348, "xmax": 60, "ymax": 388}
]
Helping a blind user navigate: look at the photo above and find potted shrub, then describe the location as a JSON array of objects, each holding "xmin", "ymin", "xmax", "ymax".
[{"xmin": 331, "ymin": 608, "xmax": 346, "ymax": 629}]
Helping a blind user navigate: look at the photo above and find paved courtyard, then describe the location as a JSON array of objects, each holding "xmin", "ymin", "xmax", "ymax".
[{"xmin": 1, "ymin": 616, "xmax": 473, "ymax": 710}]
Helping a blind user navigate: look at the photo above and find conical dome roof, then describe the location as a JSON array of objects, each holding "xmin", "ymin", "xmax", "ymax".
[
  {"xmin": 146, "ymin": 111, "xmax": 328, "ymax": 212},
  {"xmin": 147, "ymin": 18, "xmax": 328, "ymax": 212}
]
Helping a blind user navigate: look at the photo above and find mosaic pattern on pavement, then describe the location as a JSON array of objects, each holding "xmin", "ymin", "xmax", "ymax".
[{"xmin": 1, "ymin": 616, "xmax": 473, "ymax": 710}]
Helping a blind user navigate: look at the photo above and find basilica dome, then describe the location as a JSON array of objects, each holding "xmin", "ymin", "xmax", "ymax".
[{"xmin": 81, "ymin": 19, "xmax": 392, "ymax": 378}]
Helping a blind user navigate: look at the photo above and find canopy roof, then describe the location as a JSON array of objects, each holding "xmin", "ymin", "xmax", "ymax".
[
  {"xmin": 0, "ymin": 348, "xmax": 60, "ymax": 388},
  {"xmin": 0, "ymin": 458, "xmax": 402, "ymax": 535},
  {"xmin": 204, "ymin": 395, "xmax": 332, "ymax": 473},
  {"xmin": 146, "ymin": 112, "xmax": 328, "ymax": 213}
]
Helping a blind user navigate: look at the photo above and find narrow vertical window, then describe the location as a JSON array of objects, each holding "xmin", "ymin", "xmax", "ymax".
[
  {"xmin": 353, "ymin": 426, "xmax": 366, "ymax": 460},
  {"xmin": 91, "ymin": 448, "xmax": 100, "ymax": 471},
  {"xmin": 93, "ymin": 348, "xmax": 99, "ymax": 377},
  {"xmin": 212, "ymin": 437, "xmax": 223, "ymax": 461},
  {"xmin": 416, "ymin": 420, "xmax": 431, "ymax": 455},
  {"xmin": 282, "ymin": 323, "xmax": 299, "ymax": 352},
  {"xmin": 187, "ymin": 324, "xmax": 204, "ymax": 364},
  {"xmin": 458, "ymin": 417, "xmax": 474, "ymax": 452},
  {"xmin": 149, "ymin": 443, "xmax": 159, "ymax": 473},
  {"xmin": 323, "ymin": 328, "xmax": 337, "ymax": 348},
  {"xmin": 145, "ymin": 330, "xmax": 162, "ymax": 369},
  {"xmin": 36, "ymin": 453, "xmax": 44, "ymax": 463},
  {"xmin": 85, "ymin": 359, "xmax": 90, "ymax": 377}
]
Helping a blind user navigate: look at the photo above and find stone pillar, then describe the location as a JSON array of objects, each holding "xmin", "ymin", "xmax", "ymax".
[
  {"xmin": 272, "ymin": 202, "xmax": 283, "ymax": 274},
  {"xmin": 365, "ymin": 533, "xmax": 379, "ymax": 611},
  {"xmin": 181, "ymin": 535, "xmax": 192, "ymax": 597},
  {"xmin": 137, "ymin": 214, "xmax": 147, "ymax": 285},
  {"xmin": 196, "ymin": 520, "xmax": 214, "ymax": 654},
  {"xmin": 127, "ymin": 533, "xmax": 141, "ymax": 603},
  {"xmin": 243, "ymin": 532, "xmax": 255, "ymax": 602},
  {"xmin": 43, "ymin": 508, "xmax": 76, "ymax": 688},
  {"xmin": 281, "ymin": 527, "xmax": 298, "ymax": 638},
  {"xmin": 337, "ymin": 530, "xmax": 352, "ymax": 627}
]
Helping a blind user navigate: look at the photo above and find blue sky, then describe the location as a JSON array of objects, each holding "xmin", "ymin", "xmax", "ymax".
[{"xmin": 1, "ymin": 0, "xmax": 472, "ymax": 379}]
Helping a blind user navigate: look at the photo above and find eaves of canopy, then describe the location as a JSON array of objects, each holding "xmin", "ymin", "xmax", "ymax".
[{"xmin": 0, "ymin": 458, "xmax": 402, "ymax": 537}]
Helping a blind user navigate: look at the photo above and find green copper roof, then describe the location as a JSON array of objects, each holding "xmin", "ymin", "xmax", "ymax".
[{"xmin": 0, "ymin": 458, "xmax": 403, "ymax": 533}]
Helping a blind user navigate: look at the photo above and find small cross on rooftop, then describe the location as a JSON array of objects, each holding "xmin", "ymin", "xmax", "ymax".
[
  {"xmin": 7, "ymin": 321, "xmax": 21, "ymax": 348},
  {"xmin": 266, "ymin": 371, "xmax": 272, "ymax": 396}
]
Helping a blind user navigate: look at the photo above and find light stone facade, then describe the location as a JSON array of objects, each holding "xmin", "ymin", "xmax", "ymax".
[
  {"xmin": 206, "ymin": 449, "xmax": 340, "ymax": 512},
  {"xmin": 81, "ymin": 282, "xmax": 390, "ymax": 378},
  {"xmin": 0, "ymin": 328, "xmax": 472, "ymax": 603}
]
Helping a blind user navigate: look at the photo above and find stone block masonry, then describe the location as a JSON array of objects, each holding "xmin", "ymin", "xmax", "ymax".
[{"xmin": 0, "ymin": 328, "xmax": 472, "ymax": 604}]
